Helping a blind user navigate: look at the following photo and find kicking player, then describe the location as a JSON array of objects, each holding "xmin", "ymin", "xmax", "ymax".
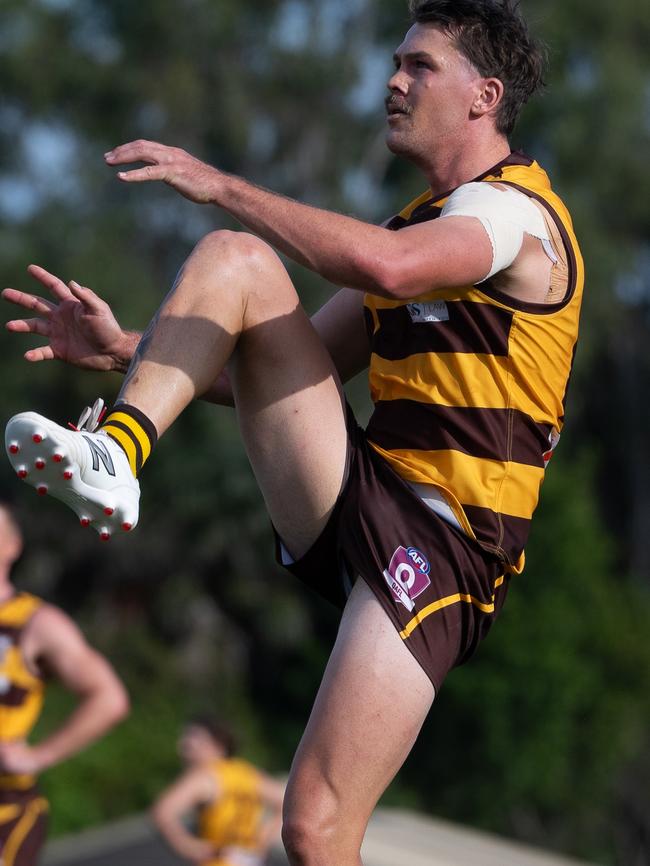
[
  {"xmin": 0, "ymin": 503, "xmax": 129, "ymax": 865},
  {"xmin": 151, "ymin": 717, "xmax": 284, "ymax": 866},
  {"xmin": 3, "ymin": 2, "xmax": 583, "ymax": 863}
]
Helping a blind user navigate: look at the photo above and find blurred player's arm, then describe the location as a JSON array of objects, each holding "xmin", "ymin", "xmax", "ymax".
[
  {"xmin": 2, "ymin": 266, "xmax": 370, "ymax": 405},
  {"xmin": 0, "ymin": 605, "xmax": 129, "ymax": 776},
  {"xmin": 255, "ymin": 772, "xmax": 285, "ymax": 854},
  {"xmin": 150, "ymin": 766, "xmax": 219, "ymax": 863}
]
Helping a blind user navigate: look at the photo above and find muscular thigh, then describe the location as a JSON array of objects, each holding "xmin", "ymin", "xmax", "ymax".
[
  {"xmin": 228, "ymin": 260, "xmax": 348, "ymax": 560},
  {"xmin": 284, "ymin": 579, "xmax": 434, "ymax": 849}
]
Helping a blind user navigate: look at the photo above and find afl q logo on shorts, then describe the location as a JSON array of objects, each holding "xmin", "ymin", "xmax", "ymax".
[{"xmin": 383, "ymin": 545, "xmax": 431, "ymax": 612}]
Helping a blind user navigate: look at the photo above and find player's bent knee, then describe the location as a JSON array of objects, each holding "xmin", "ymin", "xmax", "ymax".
[
  {"xmin": 190, "ymin": 230, "xmax": 295, "ymax": 318},
  {"xmin": 193, "ymin": 229, "xmax": 279, "ymax": 275}
]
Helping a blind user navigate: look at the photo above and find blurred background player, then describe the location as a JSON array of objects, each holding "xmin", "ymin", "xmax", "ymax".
[
  {"xmin": 0, "ymin": 502, "xmax": 130, "ymax": 865},
  {"xmin": 151, "ymin": 716, "xmax": 284, "ymax": 866}
]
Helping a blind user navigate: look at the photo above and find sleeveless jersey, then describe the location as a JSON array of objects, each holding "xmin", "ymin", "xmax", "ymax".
[
  {"xmin": 0, "ymin": 593, "xmax": 45, "ymax": 791},
  {"xmin": 198, "ymin": 758, "xmax": 264, "ymax": 861},
  {"xmin": 364, "ymin": 152, "xmax": 584, "ymax": 572}
]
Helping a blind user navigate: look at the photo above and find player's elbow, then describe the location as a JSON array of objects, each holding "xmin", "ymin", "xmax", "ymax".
[
  {"xmin": 149, "ymin": 799, "xmax": 177, "ymax": 836},
  {"xmin": 366, "ymin": 256, "xmax": 429, "ymax": 300},
  {"xmin": 149, "ymin": 801, "xmax": 166, "ymax": 829},
  {"xmin": 105, "ymin": 680, "xmax": 131, "ymax": 726}
]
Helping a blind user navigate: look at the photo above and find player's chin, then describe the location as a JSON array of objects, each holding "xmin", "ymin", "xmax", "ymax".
[{"xmin": 385, "ymin": 129, "xmax": 412, "ymax": 156}]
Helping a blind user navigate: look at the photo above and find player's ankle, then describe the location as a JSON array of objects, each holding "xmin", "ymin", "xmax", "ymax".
[{"xmin": 100, "ymin": 404, "xmax": 157, "ymax": 477}]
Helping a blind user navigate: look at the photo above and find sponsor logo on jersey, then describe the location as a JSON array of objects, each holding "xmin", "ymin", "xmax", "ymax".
[
  {"xmin": 407, "ymin": 301, "xmax": 450, "ymax": 323},
  {"xmin": 382, "ymin": 545, "xmax": 431, "ymax": 612}
]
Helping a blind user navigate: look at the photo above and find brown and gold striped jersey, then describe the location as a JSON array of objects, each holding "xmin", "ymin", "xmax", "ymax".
[
  {"xmin": 0, "ymin": 593, "xmax": 45, "ymax": 790},
  {"xmin": 364, "ymin": 152, "xmax": 584, "ymax": 572},
  {"xmin": 199, "ymin": 758, "xmax": 264, "ymax": 859}
]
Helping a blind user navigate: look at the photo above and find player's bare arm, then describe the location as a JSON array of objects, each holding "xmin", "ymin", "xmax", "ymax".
[
  {"xmin": 104, "ymin": 140, "xmax": 498, "ymax": 296},
  {"xmin": 150, "ymin": 766, "xmax": 219, "ymax": 863},
  {"xmin": 255, "ymin": 772, "xmax": 285, "ymax": 853},
  {"xmin": 0, "ymin": 606, "xmax": 129, "ymax": 776}
]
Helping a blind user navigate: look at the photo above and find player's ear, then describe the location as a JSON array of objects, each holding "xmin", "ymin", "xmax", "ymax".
[{"xmin": 471, "ymin": 77, "xmax": 504, "ymax": 118}]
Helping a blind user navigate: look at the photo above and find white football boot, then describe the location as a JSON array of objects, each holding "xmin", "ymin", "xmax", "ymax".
[{"xmin": 5, "ymin": 399, "xmax": 140, "ymax": 540}]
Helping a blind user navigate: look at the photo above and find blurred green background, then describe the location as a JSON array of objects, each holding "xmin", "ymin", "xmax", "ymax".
[{"xmin": 1, "ymin": 0, "xmax": 649, "ymax": 863}]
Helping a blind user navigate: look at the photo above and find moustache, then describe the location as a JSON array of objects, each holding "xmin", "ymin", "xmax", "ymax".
[{"xmin": 385, "ymin": 94, "xmax": 412, "ymax": 115}]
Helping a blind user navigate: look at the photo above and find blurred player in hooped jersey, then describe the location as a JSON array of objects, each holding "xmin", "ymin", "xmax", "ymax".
[
  {"xmin": 0, "ymin": 502, "xmax": 129, "ymax": 865},
  {"xmin": 151, "ymin": 716, "xmax": 284, "ymax": 866}
]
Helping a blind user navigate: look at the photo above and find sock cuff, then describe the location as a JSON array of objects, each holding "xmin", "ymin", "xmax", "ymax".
[
  {"xmin": 108, "ymin": 403, "xmax": 158, "ymax": 448},
  {"xmin": 101, "ymin": 404, "xmax": 158, "ymax": 476}
]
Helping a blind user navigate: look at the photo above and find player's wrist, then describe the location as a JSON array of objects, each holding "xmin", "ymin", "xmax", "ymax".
[
  {"xmin": 29, "ymin": 743, "xmax": 56, "ymax": 772},
  {"xmin": 205, "ymin": 166, "xmax": 235, "ymax": 207},
  {"xmin": 111, "ymin": 330, "xmax": 141, "ymax": 374}
]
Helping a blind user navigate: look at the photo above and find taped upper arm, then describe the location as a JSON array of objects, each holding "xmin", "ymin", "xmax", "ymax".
[{"xmin": 439, "ymin": 182, "xmax": 556, "ymax": 281}]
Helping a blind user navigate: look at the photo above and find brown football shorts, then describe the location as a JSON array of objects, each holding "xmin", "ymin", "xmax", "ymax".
[
  {"xmin": 275, "ymin": 405, "xmax": 510, "ymax": 691},
  {"xmin": 0, "ymin": 787, "xmax": 49, "ymax": 866}
]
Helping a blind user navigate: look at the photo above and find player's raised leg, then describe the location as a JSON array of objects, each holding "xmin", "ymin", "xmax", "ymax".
[
  {"xmin": 282, "ymin": 578, "xmax": 435, "ymax": 866},
  {"xmin": 6, "ymin": 229, "xmax": 349, "ymax": 554},
  {"xmin": 114, "ymin": 228, "xmax": 349, "ymax": 556}
]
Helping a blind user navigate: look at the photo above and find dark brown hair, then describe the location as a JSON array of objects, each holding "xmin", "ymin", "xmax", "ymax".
[
  {"xmin": 188, "ymin": 715, "xmax": 238, "ymax": 757},
  {"xmin": 409, "ymin": 0, "xmax": 546, "ymax": 135}
]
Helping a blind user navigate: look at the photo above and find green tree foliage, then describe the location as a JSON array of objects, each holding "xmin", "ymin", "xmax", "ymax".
[{"xmin": 1, "ymin": 1, "xmax": 649, "ymax": 862}]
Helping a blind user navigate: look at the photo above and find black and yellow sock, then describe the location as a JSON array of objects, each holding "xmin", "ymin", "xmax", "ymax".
[{"xmin": 100, "ymin": 404, "xmax": 158, "ymax": 477}]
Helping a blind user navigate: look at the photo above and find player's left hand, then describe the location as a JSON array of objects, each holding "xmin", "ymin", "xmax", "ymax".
[
  {"xmin": 104, "ymin": 140, "xmax": 221, "ymax": 204},
  {"xmin": 0, "ymin": 740, "xmax": 45, "ymax": 775},
  {"xmin": 3, "ymin": 265, "xmax": 127, "ymax": 371}
]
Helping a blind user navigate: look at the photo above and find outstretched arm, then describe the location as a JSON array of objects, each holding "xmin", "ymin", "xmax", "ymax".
[
  {"xmin": 3, "ymin": 268, "xmax": 370, "ymax": 405},
  {"xmin": 0, "ymin": 605, "xmax": 129, "ymax": 776},
  {"xmin": 105, "ymin": 139, "xmax": 494, "ymax": 297},
  {"xmin": 150, "ymin": 766, "xmax": 219, "ymax": 863}
]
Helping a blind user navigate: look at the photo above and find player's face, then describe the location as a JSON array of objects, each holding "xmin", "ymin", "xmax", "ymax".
[
  {"xmin": 178, "ymin": 725, "xmax": 219, "ymax": 766},
  {"xmin": 386, "ymin": 23, "xmax": 484, "ymax": 163}
]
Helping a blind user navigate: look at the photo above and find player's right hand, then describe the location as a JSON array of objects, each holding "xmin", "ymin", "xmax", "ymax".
[
  {"xmin": 105, "ymin": 140, "xmax": 221, "ymax": 205},
  {"xmin": 3, "ymin": 265, "xmax": 127, "ymax": 371}
]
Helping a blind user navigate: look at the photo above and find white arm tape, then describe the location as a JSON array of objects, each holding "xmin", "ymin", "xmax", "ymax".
[{"xmin": 440, "ymin": 182, "xmax": 555, "ymax": 281}]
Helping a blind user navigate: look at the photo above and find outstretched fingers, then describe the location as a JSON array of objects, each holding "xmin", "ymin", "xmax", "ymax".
[
  {"xmin": 6, "ymin": 317, "xmax": 51, "ymax": 337},
  {"xmin": 104, "ymin": 139, "xmax": 171, "ymax": 166},
  {"xmin": 24, "ymin": 345, "xmax": 56, "ymax": 363},
  {"xmin": 4, "ymin": 315, "xmax": 54, "ymax": 363},
  {"xmin": 67, "ymin": 279, "xmax": 109, "ymax": 314},
  {"xmin": 2, "ymin": 288, "xmax": 54, "ymax": 317},
  {"xmin": 27, "ymin": 264, "xmax": 75, "ymax": 302},
  {"xmin": 117, "ymin": 165, "xmax": 169, "ymax": 184},
  {"xmin": 104, "ymin": 140, "xmax": 176, "ymax": 183}
]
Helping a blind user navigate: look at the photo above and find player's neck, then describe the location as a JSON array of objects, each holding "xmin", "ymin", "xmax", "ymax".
[{"xmin": 423, "ymin": 135, "xmax": 511, "ymax": 199}]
